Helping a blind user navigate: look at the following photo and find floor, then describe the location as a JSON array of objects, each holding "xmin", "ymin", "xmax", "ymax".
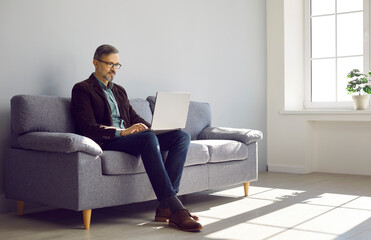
[{"xmin": 1, "ymin": 172, "xmax": 371, "ymax": 240}]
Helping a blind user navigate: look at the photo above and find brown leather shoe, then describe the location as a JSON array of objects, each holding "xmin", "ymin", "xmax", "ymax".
[
  {"xmin": 168, "ymin": 209, "xmax": 203, "ymax": 232},
  {"xmin": 155, "ymin": 207, "xmax": 199, "ymax": 222}
]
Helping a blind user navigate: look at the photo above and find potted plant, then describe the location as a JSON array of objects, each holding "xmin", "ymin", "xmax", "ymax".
[{"xmin": 346, "ymin": 69, "xmax": 371, "ymax": 110}]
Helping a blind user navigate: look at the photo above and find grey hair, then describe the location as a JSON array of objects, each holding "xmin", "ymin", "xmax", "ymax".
[{"xmin": 93, "ymin": 44, "xmax": 119, "ymax": 60}]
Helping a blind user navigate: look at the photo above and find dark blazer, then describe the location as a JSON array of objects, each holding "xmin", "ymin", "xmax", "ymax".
[{"xmin": 71, "ymin": 73, "xmax": 150, "ymax": 145}]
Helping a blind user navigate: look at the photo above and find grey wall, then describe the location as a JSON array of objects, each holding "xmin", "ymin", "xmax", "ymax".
[{"xmin": 0, "ymin": 0, "xmax": 267, "ymax": 213}]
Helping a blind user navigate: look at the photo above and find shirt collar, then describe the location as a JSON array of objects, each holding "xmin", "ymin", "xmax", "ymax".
[{"xmin": 94, "ymin": 73, "xmax": 114, "ymax": 90}]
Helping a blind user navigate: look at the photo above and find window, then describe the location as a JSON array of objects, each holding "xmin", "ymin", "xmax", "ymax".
[{"xmin": 305, "ymin": 0, "xmax": 369, "ymax": 108}]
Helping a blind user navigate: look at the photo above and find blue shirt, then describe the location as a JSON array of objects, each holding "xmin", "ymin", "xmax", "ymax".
[{"xmin": 94, "ymin": 74, "xmax": 125, "ymax": 137}]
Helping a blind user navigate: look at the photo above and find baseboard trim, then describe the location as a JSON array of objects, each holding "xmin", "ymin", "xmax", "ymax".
[{"xmin": 267, "ymin": 164, "xmax": 309, "ymax": 174}]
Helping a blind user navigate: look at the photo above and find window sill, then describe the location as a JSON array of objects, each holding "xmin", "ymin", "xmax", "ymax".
[{"xmin": 280, "ymin": 109, "xmax": 371, "ymax": 115}]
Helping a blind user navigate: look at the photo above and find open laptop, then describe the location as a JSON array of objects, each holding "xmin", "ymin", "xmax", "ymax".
[{"xmin": 145, "ymin": 92, "xmax": 191, "ymax": 134}]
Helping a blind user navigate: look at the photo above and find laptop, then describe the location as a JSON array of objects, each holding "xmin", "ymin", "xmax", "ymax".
[{"xmin": 145, "ymin": 92, "xmax": 191, "ymax": 134}]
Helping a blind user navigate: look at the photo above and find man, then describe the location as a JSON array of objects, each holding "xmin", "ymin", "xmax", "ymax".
[{"xmin": 71, "ymin": 44, "xmax": 202, "ymax": 232}]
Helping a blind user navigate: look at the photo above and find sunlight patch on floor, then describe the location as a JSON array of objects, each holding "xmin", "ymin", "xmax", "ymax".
[
  {"xmin": 199, "ymin": 185, "xmax": 371, "ymax": 240},
  {"xmin": 198, "ymin": 198, "xmax": 274, "ymax": 220},
  {"xmin": 302, "ymin": 193, "xmax": 359, "ymax": 207},
  {"xmin": 343, "ymin": 196, "xmax": 371, "ymax": 211},
  {"xmin": 296, "ymin": 208, "xmax": 371, "ymax": 235},
  {"xmin": 205, "ymin": 222, "xmax": 284, "ymax": 240}
]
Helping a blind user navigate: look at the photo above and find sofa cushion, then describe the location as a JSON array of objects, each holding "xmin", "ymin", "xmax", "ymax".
[
  {"xmin": 101, "ymin": 141, "xmax": 210, "ymax": 175},
  {"xmin": 17, "ymin": 132, "xmax": 102, "ymax": 156},
  {"xmin": 192, "ymin": 140, "xmax": 248, "ymax": 163},
  {"xmin": 198, "ymin": 127, "xmax": 263, "ymax": 145},
  {"xmin": 162, "ymin": 142, "xmax": 210, "ymax": 167},
  {"xmin": 11, "ymin": 95, "xmax": 75, "ymax": 137},
  {"xmin": 146, "ymin": 96, "xmax": 211, "ymax": 140},
  {"xmin": 129, "ymin": 98, "xmax": 153, "ymax": 124},
  {"xmin": 186, "ymin": 142, "xmax": 210, "ymax": 165}
]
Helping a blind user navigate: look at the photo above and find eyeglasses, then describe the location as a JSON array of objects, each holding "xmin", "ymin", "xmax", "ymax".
[{"xmin": 96, "ymin": 59, "xmax": 122, "ymax": 69}]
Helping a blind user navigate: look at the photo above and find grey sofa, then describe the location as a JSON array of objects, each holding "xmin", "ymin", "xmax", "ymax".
[{"xmin": 5, "ymin": 94, "xmax": 263, "ymax": 230}]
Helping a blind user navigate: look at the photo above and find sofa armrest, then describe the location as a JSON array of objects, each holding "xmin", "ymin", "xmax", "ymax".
[
  {"xmin": 17, "ymin": 132, "xmax": 103, "ymax": 156},
  {"xmin": 198, "ymin": 127, "xmax": 263, "ymax": 145}
]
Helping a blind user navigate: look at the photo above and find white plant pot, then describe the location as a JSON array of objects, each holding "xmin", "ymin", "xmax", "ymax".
[{"xmin": 352, "ymin": 95, "xmax": 370, "ymax": 110}]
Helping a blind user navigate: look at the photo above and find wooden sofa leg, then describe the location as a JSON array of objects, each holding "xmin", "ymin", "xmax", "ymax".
[
  {"xmin": 244, "ymin": 182, "xmax": 250, "ymax": 197},
  {"xmin": 83, "ymin": 209, "xmax": 92, "ymax": 230},
  {"xmin": 17, "ymin": 201, "xmax": 24, "ymax": 216}
]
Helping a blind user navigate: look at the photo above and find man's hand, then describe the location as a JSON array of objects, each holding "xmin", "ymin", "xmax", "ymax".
[{"xmin": 120, "ymin": 123, "xmax": 148, "ymax": 136}]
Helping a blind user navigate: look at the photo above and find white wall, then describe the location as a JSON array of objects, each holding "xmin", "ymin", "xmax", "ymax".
[
  {"xmin": 267, "ymin": 0, "xmax": 371, "ymax": 175},
  {"xmin": 0, "ymin": 0, "xmax": 267, "ymax": 213}
]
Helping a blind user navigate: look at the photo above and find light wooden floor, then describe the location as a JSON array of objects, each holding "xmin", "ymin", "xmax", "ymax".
[{"xmin": 1, "ymin": 172, "xmax": 371, "ymax": 240}]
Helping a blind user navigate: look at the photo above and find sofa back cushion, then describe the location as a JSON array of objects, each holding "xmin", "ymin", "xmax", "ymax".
[
  {"xmin": 11, "ymin": 95, "xmax": 76, "ymax": 136},
  {"xmin": 129, "ymin": 98, "xmax": 153, "ymax": 124},
  {"xmin": 146, "ymin": 96, "xmax": 211, "ymax": 140}
]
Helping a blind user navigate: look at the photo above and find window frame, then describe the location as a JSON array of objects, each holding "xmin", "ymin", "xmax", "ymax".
[{"xmin": 304, "ymin": 0, "xmax": 370, "ymax": 109}]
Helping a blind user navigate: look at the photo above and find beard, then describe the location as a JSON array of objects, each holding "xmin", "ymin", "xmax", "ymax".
[{"xmin": 103, "ymin": 70, "xmax": 116, "ymax": 82}]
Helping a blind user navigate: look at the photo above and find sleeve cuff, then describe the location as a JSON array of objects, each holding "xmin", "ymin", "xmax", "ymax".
[{"xmin": 115, "ymin": 129, "xmax": 122, "ymax": 138}]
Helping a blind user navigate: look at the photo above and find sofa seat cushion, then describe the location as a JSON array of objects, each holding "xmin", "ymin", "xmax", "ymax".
[
  {"xmin": 101, "ymin": 142, "xmax": 210, "ymax": 175},
  {"xmin": 192, "ymin": 140, "xmax": 248, "ymax": 163},
  {"xmin": 184, "ymin": 141, "xmax": 210, "ymax": 166}
]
